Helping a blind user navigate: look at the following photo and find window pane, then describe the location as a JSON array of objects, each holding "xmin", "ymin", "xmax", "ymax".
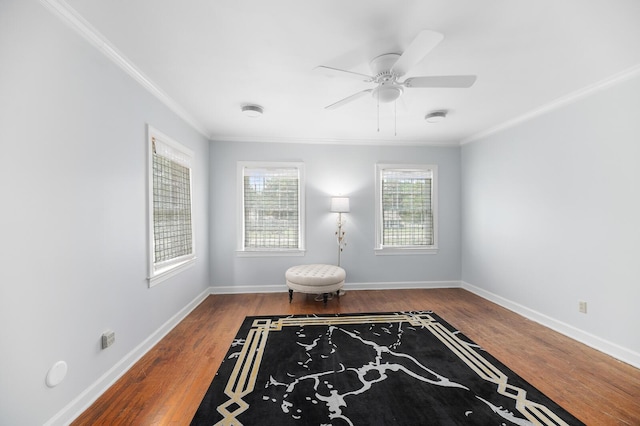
[
  {"xmin": 382, "ymin": 170, "xmax": 433, "ymax": 246},
  {"xmin": 244, "ymin": 167, "xmax": 299, "ymax": 249},
  {"xmin": 153, "ymin": 153, "xmax": 193, "ymax": 263}
]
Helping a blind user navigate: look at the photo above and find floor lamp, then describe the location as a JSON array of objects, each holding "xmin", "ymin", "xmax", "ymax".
[{"xmin": 330, "ymin": 197, "xmax": 350, "ymax": 267}]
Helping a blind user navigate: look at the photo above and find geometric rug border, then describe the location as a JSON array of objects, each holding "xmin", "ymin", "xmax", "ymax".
[{"xmin": 191, "ymin": 311, "xmax": 585, "ymax": 426}]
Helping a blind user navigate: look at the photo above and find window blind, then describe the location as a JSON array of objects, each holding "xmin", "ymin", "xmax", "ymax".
[
  {"xmin": 154, "ymin": 137, "xmax": 192, "ymax": 168},
  {"xmin": 381, "ymin": 168, "xmax": 433, "ymax": 247},
  {"xmin": 243, "ymin": 167, "xmax": 300, "ymax": 249},
  {"xmin": 152, "ymin": 138, "xmax": 193, "ymax": 264}
]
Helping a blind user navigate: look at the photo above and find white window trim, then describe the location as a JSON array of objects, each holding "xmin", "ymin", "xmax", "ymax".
[
  {"xmin": 236, "ymin": 161, "xmax": 306, "ymax": 257},
  {"xmin": 147, "ymin": 125, "xmax": 196, "ymax": 286},
  {"xmin": 374, "ymin": 163, "xmax": 439, "ymax": 255}
]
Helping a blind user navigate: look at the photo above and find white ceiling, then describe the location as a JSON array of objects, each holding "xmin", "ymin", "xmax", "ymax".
[{"xmin": 60, "ymin": 0, "xmax": 640, "ymax": 145}]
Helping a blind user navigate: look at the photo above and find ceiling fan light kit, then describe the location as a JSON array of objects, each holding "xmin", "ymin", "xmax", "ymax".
[
  {"xmin": 241, "ymin": 104, "xmax": 263, "ymax": 118},
  {"xmin": 372, "ymin": 85, "xmax": 404, "ymax": 103}
]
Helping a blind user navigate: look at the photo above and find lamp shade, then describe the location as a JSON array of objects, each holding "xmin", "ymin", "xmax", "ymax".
[{"xmin": 330, "ymin": 197, "xmax": 350, "ymax": 213}]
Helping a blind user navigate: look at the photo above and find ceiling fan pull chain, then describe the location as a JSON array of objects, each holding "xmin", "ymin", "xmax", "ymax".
[
  {"xmin": 377, "ymin": 91, "xmax": 380, "ymax": 132},
  {"xmin": 394, "ymin": 100, "xmax": 397, "ymax": 137}
]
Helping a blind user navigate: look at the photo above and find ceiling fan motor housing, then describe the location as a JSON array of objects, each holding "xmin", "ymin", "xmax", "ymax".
[
  {"xmin": 370, "ymin": 53, "xmax": 403, "ymax": 103},
  {"xmin": 370, "ymin": 53, "xmax": 401, "ymax": 76}
]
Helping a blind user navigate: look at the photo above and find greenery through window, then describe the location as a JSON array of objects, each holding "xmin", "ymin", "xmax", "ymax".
[
  {"xmin": 376, "ymin": 164, "xmax": 438, "ymax": 252},
  {"xmin": 239, "ymin": 163, "xmax": 305, "ymax": 252}
]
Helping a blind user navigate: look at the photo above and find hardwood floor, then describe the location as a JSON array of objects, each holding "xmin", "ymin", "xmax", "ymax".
[{"xmin": 72, "ymin": 289, "xmax": 640, "ymax": 425}]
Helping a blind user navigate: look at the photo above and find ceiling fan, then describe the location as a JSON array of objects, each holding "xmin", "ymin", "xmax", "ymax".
[{"xmin": 317, "ymin": 30, "xmax": 477, "ymax": 110}]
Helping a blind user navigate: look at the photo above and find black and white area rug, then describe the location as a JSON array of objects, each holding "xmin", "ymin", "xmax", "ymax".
[{"xmin": 191, "ymin": 312, "xmax": 584, "ymax": 425}]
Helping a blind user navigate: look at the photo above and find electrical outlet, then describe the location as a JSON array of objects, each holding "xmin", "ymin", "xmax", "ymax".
[
  {"xmin": 578, "ymin": 300, "xmax": 587, "ymax": 314},
  {"xmin": 102, "ymin": 330, "xmax": 115, "ymax": 349}
]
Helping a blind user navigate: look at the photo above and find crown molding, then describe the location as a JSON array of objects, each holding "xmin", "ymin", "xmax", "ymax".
[
  {"xmin": 41, "ymin": 0, "xmax": 640, "ymax": 148},
  {"xmin": 209, "ymin": 134, "xmax": 460, "ymax": 147},
  {"xmin": 39, "ymin": 0, "xmax": 209, "ymax": 138},
  {"xmin": 461, "ymin": 63, "xmax": 640, "ymax": 145}
]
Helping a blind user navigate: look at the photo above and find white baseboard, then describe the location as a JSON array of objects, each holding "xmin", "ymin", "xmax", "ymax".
[
  {"xmin": 45, "ymin": 288, "xmax": 212, "ymax": 426},
  {"xmin": 461, "ymin": 281, "xmax": 640, "ymax": 369},
  {"xmin": 210, "ymin": 280, "xmax": 462, "ymax": 294},
  {"xmin": 211, "ymin": 284, "xmax": 285, "ymax": 294},
  {"xmin": 344, "ymin": 280, "xmax": 462, "ymax": 291}
]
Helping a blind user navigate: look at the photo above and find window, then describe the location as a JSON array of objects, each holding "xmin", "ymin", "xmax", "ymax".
[
  {"xmin": 147, "ymin": 125, "xmax": 195, "ymax": 285},
  {"xmin": 237, "ymin": 162, "xmax": 305, "ymax": 255},
  {"xmin": 375, "ymin": 164, "xmax": 438, "ymax": 254}
]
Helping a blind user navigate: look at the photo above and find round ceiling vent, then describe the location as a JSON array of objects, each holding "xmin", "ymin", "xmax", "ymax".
[
  {"xmin": 241, "ymin": 104, "xmax": 263, "ymax": 117},
  {"xmin": 425, "ymin": 110, "xmax": 447, "ymax": 123}
]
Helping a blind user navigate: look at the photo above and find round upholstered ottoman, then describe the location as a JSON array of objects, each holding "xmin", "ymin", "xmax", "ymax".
[{"xmin": 286, "ymin": 264, "xmax": 346, "ymax": 305}]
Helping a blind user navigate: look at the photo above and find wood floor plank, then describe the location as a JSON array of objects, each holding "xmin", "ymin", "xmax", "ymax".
[{"xmin": 71, "ymin": 289, "xmax": 640, "ymax": 425}]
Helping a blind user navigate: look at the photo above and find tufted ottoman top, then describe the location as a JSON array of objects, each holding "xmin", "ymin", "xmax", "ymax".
[{"xmin": 285, "ymin": 264, "xmax": 346, "ymax": 287}]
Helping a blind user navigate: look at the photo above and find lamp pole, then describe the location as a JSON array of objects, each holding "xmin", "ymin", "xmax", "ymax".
[
  {"xmin": 330, "ymin": 196, "xmax": 350, "ymax": 267},
  {"xmin": 336, "ymin": 212, "xmax": 346, "ymax": 266}
]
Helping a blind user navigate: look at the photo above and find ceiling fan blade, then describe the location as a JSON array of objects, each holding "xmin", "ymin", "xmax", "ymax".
[
  {"xmin": 315, "ymin": 66, "xmax": 374, "ymax": 82},
  {"xmin": 403, "ymin": 75, "xmax": 477, "ymax": 88},
  {"xmin": 391, "ymin": 30, "xmax": 444, "ymax": 77},
  {"xmin": 325, "ymin": 89, "xmax": 373, "ymax": 110}
]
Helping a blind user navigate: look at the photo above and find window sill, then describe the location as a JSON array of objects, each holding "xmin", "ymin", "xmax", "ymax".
[
  {"xmin": 236, "ymin": 249, "xmax": 306, "ymax": 258},
  {"xmin": 374, "ymin": 247, "xmax": 439, "ymax": 256},
  {"xmin": 148, "ymin": 257, "xmax": 196, "ymax": 287}
]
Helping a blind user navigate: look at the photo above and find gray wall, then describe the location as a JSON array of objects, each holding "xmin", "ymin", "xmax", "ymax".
[
  {"xmin": 3, "ymin": 0, "xmax": 639, "ymax": 424},
  {"xmin": 461, "ymin": 72, "xmax": 640, "ymax": 364},
  {"xmin": 209, "ymin": 141, "xmax": 461, "ymax": 290},
  {"xmin": 0, "ymin": 1, "xmax": 210, "ymax": 424}
]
